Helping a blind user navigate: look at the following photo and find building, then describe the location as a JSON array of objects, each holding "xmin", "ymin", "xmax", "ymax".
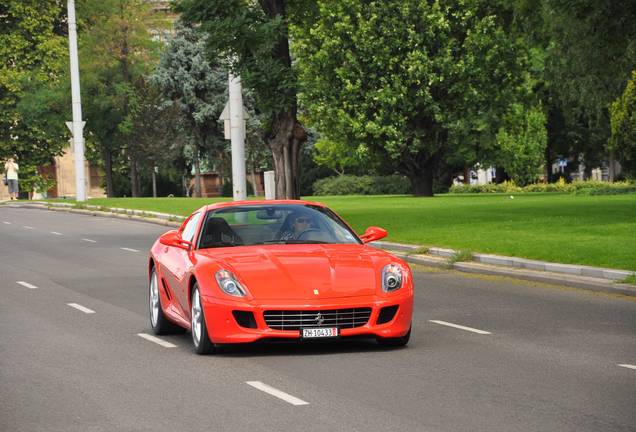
[{"xmin": 1, "ymin": 143, "xmax": 106, "ymax": 200}]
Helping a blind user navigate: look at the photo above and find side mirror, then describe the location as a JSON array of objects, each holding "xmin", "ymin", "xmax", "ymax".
[
  {"xmin": 159, "ymin": 231, "xmax": 192, "ymax": 250},
  {"xmin": 359, "ymin": 226, "xmax": 387, "ymax": 243}
]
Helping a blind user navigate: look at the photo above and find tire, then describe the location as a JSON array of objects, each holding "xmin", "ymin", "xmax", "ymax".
[
  {"xmin": 149, "ymin": 268, "xmax": 184, "ymax": 335},
  {"xmin": 377, "ymin": 327, "xmax": 411, "ymax": 348},
  {"xmin": 190, "ymin": 284, "xmax": 216, "ymax": 355}
]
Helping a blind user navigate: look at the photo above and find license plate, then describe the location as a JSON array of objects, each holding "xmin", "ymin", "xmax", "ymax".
[{"xmin": 301, "ymin": 327, "xmax": 339, "ymax": 339}]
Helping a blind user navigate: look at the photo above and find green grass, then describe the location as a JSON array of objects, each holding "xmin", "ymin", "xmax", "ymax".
[
  {"xmin": 47, "ymin": 193, "xmax": 636, "ymax": 271},
  {"xmin": 447, "ymin": 249, "xmax": 474, "ymax": 266}
]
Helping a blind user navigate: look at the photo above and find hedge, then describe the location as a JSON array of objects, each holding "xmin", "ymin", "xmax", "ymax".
[
  {"xmin": 449, "ymin": 179, "xmax": 636, "ymax": 194},
  {"xmin": 313, "ymin": 175, "xmax": 411, "ymax": 195}
]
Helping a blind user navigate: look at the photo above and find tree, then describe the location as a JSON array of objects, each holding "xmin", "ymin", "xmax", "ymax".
[
  {"xmin": 313, "ymin": 138, "xmax": 369, "ymax": 176},
  {"xmin": 176, "ymin": 0, "xmax": 308, "ymax": 199},
  {"xmin": 496, "ymin": 104, "xmax": 547, "ymax": 185},
  {"xmin": 151, "ymin": 21, "xmax": 227, "ymax": 197},
  {"xmin": 125, "ymin": 78, "xmax": 185, "ymax": 197},
  {"xmin": 0, "ymin": 0, "xmax": 68, "ymax": 186},
  {"xmin": 609, "ymin": 71, "xmax": 636, "ymax": 178},
  {"xmin": 78, "ymin": 0, "xmax": 162, "ymax": 197},
  {"xmin": 294, "ymin": 0, "xmax": 526, "ymax": 195},
  {"xmin": 542, "ymin": 0, "xmax": 636, "ymax": 172}
]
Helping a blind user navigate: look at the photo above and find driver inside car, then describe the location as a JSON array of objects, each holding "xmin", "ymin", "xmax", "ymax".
[{"xmin": 279, "ymin": 213, "xmax": 316, "ymax": 241}]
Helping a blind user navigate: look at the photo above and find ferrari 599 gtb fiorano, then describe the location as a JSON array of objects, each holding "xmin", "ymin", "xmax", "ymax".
[{"xmin": 147, "ymin": 200, "xmax": 413, "ymax": 354}]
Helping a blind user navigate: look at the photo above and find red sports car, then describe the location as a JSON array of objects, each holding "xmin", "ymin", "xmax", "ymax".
[{"xmin": 148, "ymin": 200, "xmax": 413, "ymax": 354}]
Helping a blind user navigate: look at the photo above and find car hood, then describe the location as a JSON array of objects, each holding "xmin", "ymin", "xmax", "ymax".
[{"xmin": 197, "ymin": 244, "xmax": 396, "ymax": 300}]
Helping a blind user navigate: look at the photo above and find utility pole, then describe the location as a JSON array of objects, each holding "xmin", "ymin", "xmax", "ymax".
[
  {"xmin": 67, "ymin": 0, "xmax": 86, "ymax": 202},
  {"xmin": 220, "ymin": 73, "xmax": 247, "ymax": 201}
]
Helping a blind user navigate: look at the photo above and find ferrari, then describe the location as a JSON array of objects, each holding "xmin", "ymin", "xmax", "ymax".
[{"xmin": 147, "ymin": 200, "xmax": 413, "ymax": 354}]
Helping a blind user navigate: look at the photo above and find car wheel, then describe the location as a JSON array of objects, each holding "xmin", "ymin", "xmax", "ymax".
[
  {"xmin": 191, "ymin": 284, "xmax": 216, "ymax": 355},
  {"xmin": 377, "ymin": 326, "xmax": 411, "ymax": 348},
  {"xmin": 149, "ymin": 268, "xmax": 184, "ymax": 335}
]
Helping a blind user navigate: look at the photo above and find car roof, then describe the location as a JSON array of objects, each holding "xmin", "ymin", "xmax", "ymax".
[{"xmin": 197, "ymin": 199, "xmax": 327, "ymax": 214}]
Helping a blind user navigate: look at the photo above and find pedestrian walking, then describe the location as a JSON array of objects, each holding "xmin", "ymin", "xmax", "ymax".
[{"xmin": 4, "ymin": 156, "xmax": 19, "ymax": 200}]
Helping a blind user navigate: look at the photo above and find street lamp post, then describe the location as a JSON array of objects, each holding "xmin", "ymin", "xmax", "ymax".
[
  {"xmin": 229, "ymin": 73, "xmax": 247, "ymax": 201},
  {"xmin": 67, "ymin": 0, "xmax": 86, "ymax": 202}
]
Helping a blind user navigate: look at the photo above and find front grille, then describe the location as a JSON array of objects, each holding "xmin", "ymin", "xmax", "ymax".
[{"xmin": 263, "ymin": 308, "xmax": 372, "ymax": 330}]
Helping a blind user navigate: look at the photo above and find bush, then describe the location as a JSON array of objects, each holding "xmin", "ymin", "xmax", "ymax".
[
  {"xmin": 449, "ymin": 180, "xmax": 521, "ymax": 194},
  {"xmin": 313, "ymin": 175, "xmax": 411, "ymax": 195},
  {"xmin": 448, "ymin": 179, "xmax": 635, "ymax": 195}
]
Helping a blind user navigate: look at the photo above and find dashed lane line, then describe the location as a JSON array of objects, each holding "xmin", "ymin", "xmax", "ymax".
[
  {"xmin": 2, "ymin": 221, "xmax": 11, "ymax": 224},
  {"xmin": 430, "ymin": 320, "xmax": 491, "ymax": 335},
  {"xmin": 82, "ymin": 238, "xmax": 97, "ymax": 243},
  {"xmin": 16, "ymin": 281, "xmax": 38, "ymax": 289},
  {"xmin": 120, "ymin": 247, "xmax": 140, "ymax": 253},
  {"xmin": 67, "ymin": 303, "xmax": 96, "ymax": 314},
  {"xmin": 50, "ymin": 231, "xmax": 63, "ymax": 235},
  {"xmin": 246, "ymin": 381, "xmax": 310, "ymax": 406},
  {"xmin": 137, "ymin": 333, "xmax": 177, "ymax": 348},
  {"xmin": 22, "ymin": 226, "xmax": 34, "ymax": 230},
  {"xmin": 618, "ymin": 364, "xmax": 636, "ymax": 370}
]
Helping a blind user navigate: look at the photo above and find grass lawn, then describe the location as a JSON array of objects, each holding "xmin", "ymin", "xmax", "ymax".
[{"xmin": 49, "ymin": 193, "xmax": 636, "ymax": 270}]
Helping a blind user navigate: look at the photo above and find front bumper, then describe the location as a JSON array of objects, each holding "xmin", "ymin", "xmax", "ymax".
[{"xmin": 200, "ymin": 293, "xmax": 413, "ymax": 344}]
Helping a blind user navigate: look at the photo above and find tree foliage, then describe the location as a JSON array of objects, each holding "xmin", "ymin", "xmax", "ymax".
[
  {"xmin": 496, "ymin": 104, "xmax": 548, "ymax": 185},
  {"xmin": 609, "ymin": 71, "xmax": 636, "ymax": 177},
  {"xmin": 0, "ymin": 0, "xmax": 68, "ymax": 189},
  {"xmin": 294, "ymin": 0, "xmax": 526, "ymax": 195},
  {"xmin": 152, "ymin": 21, "xmax": 228, "ymax": 197},
  {"xmin": 542, "ymin": 0, "xmax": 636, "ymax": 168},
  {"xmin": 77, "ymin": 0, "xmax": 163, "ymax": 196},
  {"xmin": 313, "ymin": 138, "xmax": 369, "ymax": 176},
  {"xmin": 176, "ymin": 0, "xmax": 308, "ymax": 199}
]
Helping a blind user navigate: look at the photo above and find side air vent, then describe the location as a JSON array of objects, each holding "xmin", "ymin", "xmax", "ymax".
[
  {"xmin": 376, "ymin": 305, "xmax": 399, "ymax": 325},
  {"xmin": 232, "ymin": 311, "xmax": 257, "ymax": 329},
  {"xmin": 161, "ymin": 278, "xmax": 171, "ymax": 300}
]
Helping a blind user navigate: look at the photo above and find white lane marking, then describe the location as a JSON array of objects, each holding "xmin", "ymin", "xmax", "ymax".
[
  {"xmin": 23, "ymin": 226, "xmax": 35, "ymax": 230},
  {"xmin": 67, "ymin": 303, "xmax": 96, "ymax": 314},
  {"xmin": 3, "ymin": 221, "xmax": 11, "ymax": 225},
  {"xmin": 137, "ymin": 333, "xmax": 177, "ymax": 348},
  {"xmin": 16, "ymin": 281, "xmax": 38, "ymax": 289},
  {"xmin": 430, "ymin": 320, "xmax": 491, "ymax": 335},
  {"xmin": 618, "ymin": 364, "xmax": 636, "ymax": 370},
  {"xmin": 246, "ymin": 381, "xmax": 310, "ymax": 406},
  {"xmin": 50, "ymin": 231, "xmax": 63, "ymax": 235},
  {"xmin": 121, "ymin": 247, "xmax": 140, "ymax": 252},
  {"xmin": 82, "ymin": 238, "xmax": 97, "ymax": 243}
]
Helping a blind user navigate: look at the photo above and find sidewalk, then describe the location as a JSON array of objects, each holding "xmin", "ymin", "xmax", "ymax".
[{"xmin": 8, "ymin": 200, "xmax": 636, "ymax": 297}]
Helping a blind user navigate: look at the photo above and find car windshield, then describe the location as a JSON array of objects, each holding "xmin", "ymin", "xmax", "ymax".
[{"xmin": 197, "ymin": 204, "xmax": 361, "ymax": 248}]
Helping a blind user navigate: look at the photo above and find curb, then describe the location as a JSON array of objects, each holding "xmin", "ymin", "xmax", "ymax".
[
  {"xmin": 391, "ymin": 252, "xmax": 636, "ymax": 297},
  {"xmin": 6, "ymin": 201, "xmax": 635, "ymax": 297},
  {"xmin": 20, "ymin": 202, "xmax": 183, "ymax": 228},
  {"xmin": 371, "ymin": 240, "xmax": 635, "ymax": 282}
]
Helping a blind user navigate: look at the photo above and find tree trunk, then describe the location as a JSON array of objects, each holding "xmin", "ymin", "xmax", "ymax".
[
  {"xmin": 258, "ymin": 1, "xmax": 306, "ymax": 199},
  {"xmin": 130, "ymin": 157, "xmax": 140, "ymax": 197},
  {"xmin": 408, "ymin": 158, "xmax": 435, "ymax": 197},
  {"xmin": 544, "ymin": 139, "xmax": 552, "ymax": 183},
  {"xmin": 193, "ymin": 153, "xmax": 202, "ymax": 198},
  {"xmin": 463, "ymin": 166, "xmax": 470, "ymax": 185},
  {"xmin": 102, "ymin": 149, "xmax": 114, "ymax": 197},
  {"xmin": 152, "ymin": 168, "xmax": 157, "ymax": 198},
  {"xmin": 608, "ymin": 151, "xmax": 616, "ymax": 182},
  {"xmin": 268, "ymin": 110, "xmax": 306, "ymax": 199},
  {"xmin": 250, "ymin": 159, "xmax": 258, "ymax": 196}
]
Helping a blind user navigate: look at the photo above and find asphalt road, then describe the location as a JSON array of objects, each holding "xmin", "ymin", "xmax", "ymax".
[{"xmin": 1, "ymin": 205, "xmax": 635, "ymax": 432}]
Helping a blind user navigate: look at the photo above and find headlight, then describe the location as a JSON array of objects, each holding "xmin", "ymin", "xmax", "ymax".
[
  {"xmin": 215, "ymin": 269, "xmax": 246, "ymax": 297},
  {"xmin": 382, "ymin": 264, "xmax": 403, "ymax": 292}
]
